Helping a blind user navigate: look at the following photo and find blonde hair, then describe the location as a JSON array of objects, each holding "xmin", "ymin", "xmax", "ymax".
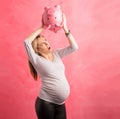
[
  {"xmin": 28, "ymin": 35, "xmax": 40, "ymax": 80},
  {"xmin": 28, "ymin": 61, "xmax": 38, "ymax": 80}
]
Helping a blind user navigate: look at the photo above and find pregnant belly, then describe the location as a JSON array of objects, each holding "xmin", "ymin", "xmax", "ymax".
[
  {"xmin": 40, "ymin": 79, "xmax": 70, "ymax": 104},
  {"xmin": 52, "ymin": 82, "xmax": 70, "ymax": 103}
]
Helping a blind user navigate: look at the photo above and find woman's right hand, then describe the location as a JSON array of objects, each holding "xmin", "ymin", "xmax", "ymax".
[{"xmin": 41, "ymin": 17, "xmax": 44, "ymax": 28}]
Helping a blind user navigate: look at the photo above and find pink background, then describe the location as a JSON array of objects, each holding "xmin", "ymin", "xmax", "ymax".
[{"xmin": 0, "ymin": 0, "xmax": 120, "ymax": 119}]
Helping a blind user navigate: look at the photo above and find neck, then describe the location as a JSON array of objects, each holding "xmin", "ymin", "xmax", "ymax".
[{"xmin": 41, "ymin": 52, "xmax": 54, "ymax": 61}]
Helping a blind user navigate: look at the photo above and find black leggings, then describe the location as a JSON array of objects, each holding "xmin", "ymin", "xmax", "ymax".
[{"xmin": 35, "ymin": 97, "xmax": 66, "ymax": 119}]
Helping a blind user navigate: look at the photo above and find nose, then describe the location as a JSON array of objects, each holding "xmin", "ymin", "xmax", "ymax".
[{"xmin": 45, "ymin": 41, "xmax": 50, "ymax": 46}]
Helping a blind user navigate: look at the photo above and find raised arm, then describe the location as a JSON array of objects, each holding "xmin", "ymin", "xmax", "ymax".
[
  {"xmin": 62, "ymin": 13, "xmax": 78, "ymax": 49},
  {"xmin": 24, "ymin": 24, "xmax": 44, "ymax": 65},
  {"xmin": 25, "ymin": 25, "xmax": 43, "ymax": 43},
  {"xmin": 56, "ymin": 13, "xmax": 79, "ymax": 58}
]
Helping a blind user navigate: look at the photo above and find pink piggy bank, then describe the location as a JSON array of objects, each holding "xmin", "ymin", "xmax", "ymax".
[{"xmin": 42, "ymin": 5, "xmax": 63, "ymax": 33}]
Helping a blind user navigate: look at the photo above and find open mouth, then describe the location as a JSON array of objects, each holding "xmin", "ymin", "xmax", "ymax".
[{"xmin": 48, "ymin": 46, "xmax": 51, "ymax": 50}]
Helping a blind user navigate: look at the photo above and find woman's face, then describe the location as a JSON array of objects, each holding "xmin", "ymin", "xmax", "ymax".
[{"xmin": 36, "ymin": 36, "xmax": 51, "ymax": 54}]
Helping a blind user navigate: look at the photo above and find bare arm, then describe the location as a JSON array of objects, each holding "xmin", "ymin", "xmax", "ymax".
[
  {"xmin": 56, "ymin": 13, "xmax": 78, "ymax": 58},
  {"xmin": 62, "ymin": 13, "xmax": 78, "ymax": 49}
]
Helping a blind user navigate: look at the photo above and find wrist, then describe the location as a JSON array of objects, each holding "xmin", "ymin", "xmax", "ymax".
[
  {"xmin": 64, "ymin": 29, "xmax": 69, "ymax": 33},
  {"xmin": 63, "ymin": 26, "xmax": 68, "ymax": 32},
  {"xmin": 40, "ymin": 25, "xmax": 44, "ymax": 29},
  {"xmin": 65, "ymin": 30, "xmax": 70, "ymax": 36},
  {"xmin": 39, "ymin": 25, "xmax": 44, "ymax": 32}
]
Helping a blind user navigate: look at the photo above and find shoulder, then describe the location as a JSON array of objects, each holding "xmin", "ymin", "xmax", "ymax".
[{"xmin": 53, "ymin": 49, "xmax": 62, "ymax": 58}]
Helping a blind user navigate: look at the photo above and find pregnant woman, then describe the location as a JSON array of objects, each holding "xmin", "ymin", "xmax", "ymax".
[{"xmin": 24, "ymin": 13, "xmax": 78, "ymax": 119}]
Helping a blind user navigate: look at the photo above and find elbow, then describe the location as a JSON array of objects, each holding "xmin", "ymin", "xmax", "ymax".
[
  {"xmin": 71, "ymin": 44, "xmax": 79, "ymax": 51},
  {"xmin": 75, "ymin": 44, "xmax": 79, "ymax": 50},
  {"xmin": 24, "ymin": 40, "xmax": 27, "ymax": 47},
  {"xmin": 24, "ymin": 39, "xmax": 28, "ymax": 45},
  {"xmin": 24, "ymin": 39, "xmax": 32, "ymax": 46}
]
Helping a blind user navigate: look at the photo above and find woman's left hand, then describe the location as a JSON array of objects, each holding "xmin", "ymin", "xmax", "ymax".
[{"xmin": 62, "ymin": 13, "xmax": 69, "ymax": 33}]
